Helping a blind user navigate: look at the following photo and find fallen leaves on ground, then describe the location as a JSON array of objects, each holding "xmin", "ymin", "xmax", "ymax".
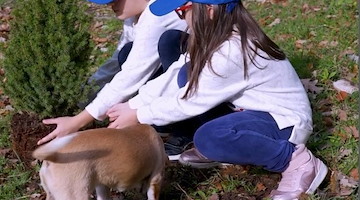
[{"xmin": 301, "ymin": 78, "xmax": 324, "ymax": 94}]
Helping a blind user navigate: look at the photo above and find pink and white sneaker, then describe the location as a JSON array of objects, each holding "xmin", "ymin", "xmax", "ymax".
[{"xmin": 269, "ymin": 144, "xmax": 328, "ymax": 200}]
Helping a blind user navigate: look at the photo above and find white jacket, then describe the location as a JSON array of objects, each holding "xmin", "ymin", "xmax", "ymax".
[
  {"xmin": 128, "ymin": 35, "xmax": 313, "ymax": 145},
  {"xmin": 85, "ymin": 0, "xmax": 187, "ymax": 120}
]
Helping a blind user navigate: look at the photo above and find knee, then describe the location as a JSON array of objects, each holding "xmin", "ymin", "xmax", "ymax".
[
  {"xmin": 118, "ymin": 42, "xmax": 133, "ymax": 64},
  {"xmin": 158, "ymin": 30, "xmax": 181, "ymax": 49},
  {"xmin": 193, "ymin": 122, "xmax": 218, "ymax": 155}
]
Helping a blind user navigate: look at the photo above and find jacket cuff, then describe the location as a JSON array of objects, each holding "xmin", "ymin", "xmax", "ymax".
[
  {"xmin": 128, "ymin": 95, "xmax": 145, "ymax": 109},
  {"xmin": 136, "ymin": 106, "xmax": 153, "ymax": 125},
  {"xmin": 85, "ymin": 103, "xmax": 107, "ymax": 121}
]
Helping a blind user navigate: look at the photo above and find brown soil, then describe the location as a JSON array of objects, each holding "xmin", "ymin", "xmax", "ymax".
[
  {"xmin": 10, "ymin": 112, "xmax": 56, "ymax": 169},
  {"xmin": 10, "ymin": 112, "xmax": 107, "ymax": 169}
]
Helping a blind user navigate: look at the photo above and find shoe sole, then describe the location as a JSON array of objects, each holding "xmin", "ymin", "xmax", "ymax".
[
  {"xmin": 178, "ymin": 157, "xmax": 223, "ymax": 169},
  {"xmin": 168, "ymin": 154, "xmax": 181, "ymax": 161},
  {"xmin": 305, "ymin": 159, "xmax": 328, "ymax": 194}
]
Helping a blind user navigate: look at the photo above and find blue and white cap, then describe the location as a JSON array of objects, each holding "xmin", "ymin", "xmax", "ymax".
[{"xmin": 150, "ymin": 0, "xmax": 239, "ymax": 16}]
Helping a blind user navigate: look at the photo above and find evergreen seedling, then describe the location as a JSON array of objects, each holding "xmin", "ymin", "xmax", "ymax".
[{"xmin": 3, "ymin": 0, "xmax": 92, "ymax": 118}]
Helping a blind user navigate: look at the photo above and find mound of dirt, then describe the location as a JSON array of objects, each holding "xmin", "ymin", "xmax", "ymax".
[{"xmin": 10, "ymin": 112, "xmax": 55, "ymax": 168}]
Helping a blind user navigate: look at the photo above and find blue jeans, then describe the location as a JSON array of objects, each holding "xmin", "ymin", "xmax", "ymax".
[{"xmin": 194, "ymin": 110, "xmax": 295, "ymax": 172}]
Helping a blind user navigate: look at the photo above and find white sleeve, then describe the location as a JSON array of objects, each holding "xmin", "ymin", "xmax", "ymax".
[
  {"xmin": 128, "ymin": 55, "xmax": 187, "ymax": 109},
  {"xmin": 85, "ymin": 5, "xmax": 187, "ymax": 120},
  {"xmin": 116, "ymin": 18, "xmax": 135, "ymax": 51},
  {"xmin": 136, "ymin": 42, "xmax": 246, "ymax": 125}
]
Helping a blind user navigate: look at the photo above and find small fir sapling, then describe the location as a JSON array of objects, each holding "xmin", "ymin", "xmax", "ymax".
[{"xmin": 3, "ymin": 0, "xmax": 93, "ymax": 118}]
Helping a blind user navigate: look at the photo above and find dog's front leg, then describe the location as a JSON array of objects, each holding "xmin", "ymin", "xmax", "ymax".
[
  {"xmin": 147, "ymin": 173, "xmax": 163, "ymax": 200},
  {"xmin": 39, "ymin": 161, "xmax": 55, "ymax": 200},
  {"xmin": 95, "ymin": 185, "xmax": 112, "ymax": 200}
]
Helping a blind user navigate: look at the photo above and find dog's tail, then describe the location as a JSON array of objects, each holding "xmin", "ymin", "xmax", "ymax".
[{"xmin": 32, "ymin": 133, "xmax": 77, "ymax": 161}]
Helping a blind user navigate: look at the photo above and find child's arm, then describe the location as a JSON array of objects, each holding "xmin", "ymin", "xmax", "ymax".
[
  {"xmin": 37, "ymin": 110, "xmax": 95, "ymax": 145},
  {"xmin": 137, "ymin": 42, "xmax": 245, "ymax": 125},
  {"xmin": 85, "ymin": 10, "xmax": 186, "ymax": 121}
]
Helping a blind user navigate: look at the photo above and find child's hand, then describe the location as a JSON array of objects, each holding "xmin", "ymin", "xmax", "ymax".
[
  {"xmin": 37, "ymin": 116, "xmax": 81, "ymax": 145},
  {"xmin": 107, "ymin": 102, "xmax": 139, "ymax": 129},
  {"xmin": 37, "ymin": 110, "xmax": 94, "ymax": 145},
  {"xmin": 106, "ymin": 102, "xmax": 131, "ymax": 122}
]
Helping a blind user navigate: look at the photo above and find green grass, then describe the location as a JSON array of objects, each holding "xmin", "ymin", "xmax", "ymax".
[{"xmin": 0, "ymin": 115, "xmax": 32, "ymax": 200}]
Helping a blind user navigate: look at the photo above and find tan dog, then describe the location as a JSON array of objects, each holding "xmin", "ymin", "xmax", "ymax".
[{"xmin": 32, "ymin": 124, "xmax": 167, "ymax": 200}]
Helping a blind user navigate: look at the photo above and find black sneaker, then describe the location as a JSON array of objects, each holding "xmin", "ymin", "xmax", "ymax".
[{"xmin": 164, "ymin": 135, "xmax": 193, "ymax": 161}]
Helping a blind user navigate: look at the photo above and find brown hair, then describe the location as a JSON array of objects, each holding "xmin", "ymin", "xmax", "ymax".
[{"xmin": 183, "ymin": 1, "xmax": 286, "ymax": 98}]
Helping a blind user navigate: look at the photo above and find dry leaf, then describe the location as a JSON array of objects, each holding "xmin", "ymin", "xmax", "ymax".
[
  {"xmin": 301, "ymin": 79, "xmax": 323, "ymax": 94},
  {"xmin": 340, "ymin": 49, "xmax": 355, "ymax": 57},
  {"xmin": 338, "ymin": 148, "xmax": 352, "ymax": 160},
  {"xmin": 318, "ymin": 98, "xmax": 332, "ymax": 112},
  {"xmin": 255, "ymin": 182, "xmax": 266, "ymax": 191},
  {"xmin": 209, "ymin": 193, "xmax": 220, "ymax": 200},
  {"xmin": 330, "ymin": 41, "xmax": 338, "ymax": 47},
  {"xmin": 333, "ymin": 79, "xmax": 358, "ymax": 94},
  {"xmin": 340, "ymin": 187, "xmax": 354, "ymax": 196},
  {"xmin": 0, "ymin": 24, "xmax": 9, "ymax": 32},
  {"xmin": 337, "ymin": 109, "xmax": 347, "ymax": 121},
  {"xmin": 295, "ymin": 40, "xmax": 307, "ymax": 49},
  {"xmin": 312, "ymin": 7, "xmax": 321, "ymax": 11},
  {"xmin": 336, "ymin": 91, "xmax": 348, "ymax": 101},
  {"xmin": 319, "ymin": 40, "xmax": 329, "ymax": 47},
  {"xmin": 349, "ymin": 168, "xmax": 359, "ymax": 180},
  {"xmin": 309, "ymin": 31, "xmax": 317, "ymax": 37},
  {"xmin": 323, "ymin": 117, "xmax": 333, "ymax": 127},
  {"xmin": 331, "ymin": 171, "xmax": 358, "ymax": 196},
  {"xmin": 258, "ymin": 16, "xmax": 270, "ymax": 26},
  {"xmin": 0, "ymin": 148, "xmax": 11, "ymax": 156},
  {"xmin": 344, "ymin": 126, "xmax": 359, "ymax": 139},
  {"xmin": 329, "ymin": 171, "xmax": 339, "ymax": 194},
  {"xmin": 339, "ymin": 173, "xmax": 358, "ymax": 188},
  {"xmin": 93, "ymin": 37, "xmax": 108, "ymax": 43},
  {"xmin": 268, "ymin": 18, "xmax": 281, "ymax": 27},
  {"xmin": 276, "ymin": 34, "xmax": 293, "ymax": 41},
  {"xmin": 347, "ymin": 54, "xmax": 359, "ymax": 63},
  {"xmin": 302, "ymin": 3, "xmax": 309, "ymax": 12}
]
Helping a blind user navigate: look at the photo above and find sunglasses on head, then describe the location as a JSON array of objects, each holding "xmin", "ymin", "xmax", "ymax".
[{"xmin": 175, "ymin": 4, "xmax": 192, "ymax": 19}]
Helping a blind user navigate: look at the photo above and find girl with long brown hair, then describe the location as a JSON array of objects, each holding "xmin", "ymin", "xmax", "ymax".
[{"xmin": 105, "ymin": 0, "xmax": 328, "ymax": 198}]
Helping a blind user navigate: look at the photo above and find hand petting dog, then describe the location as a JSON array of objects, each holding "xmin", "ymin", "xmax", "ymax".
[{"xmin": 106, "ymin": 102, "xmax": 139, "ymax": 129}]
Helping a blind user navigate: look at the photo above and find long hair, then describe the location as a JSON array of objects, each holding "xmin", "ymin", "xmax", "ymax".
[{"xmin": 183, "ymin": 1, "xmax": 286, "ymax": 98}]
